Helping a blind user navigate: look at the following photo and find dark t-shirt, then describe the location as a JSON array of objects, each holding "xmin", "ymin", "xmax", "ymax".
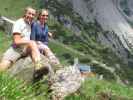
[{"xmin": 31, "ymin": 21, "xmax": 48, "ymax": 45}]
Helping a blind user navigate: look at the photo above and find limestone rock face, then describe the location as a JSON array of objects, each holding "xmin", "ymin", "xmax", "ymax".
[
  {"xmin": 67, "ymin": 0, "xmax": 133, "ymax": 63},
  {"xmin": 51, "ymin": 65, "xmax": 83, "ymax": 100},
  {"xmin": 7, "ymin": 55, "xmax": 83, "ymax": 99},
  {"xmin": 0, "ymin": 16, "xmax": 14, "ymax": 35},
  {"xmin": 8, "ymin": 55, "xmax": 53, "ymax": 82}
]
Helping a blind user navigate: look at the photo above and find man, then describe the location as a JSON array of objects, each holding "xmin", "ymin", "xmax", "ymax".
[{"xmin": 0, "ymin": 7, "xmax": 42, "ymax": 72}]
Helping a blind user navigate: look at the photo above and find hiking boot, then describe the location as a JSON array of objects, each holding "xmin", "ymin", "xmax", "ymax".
[
  {"xmin": 34, "ymin": 60, "xmax": 49, "ymax": 75},
  {"xmin": 33, "ymin": 66, "xmax": 49, "ymax": 82}
]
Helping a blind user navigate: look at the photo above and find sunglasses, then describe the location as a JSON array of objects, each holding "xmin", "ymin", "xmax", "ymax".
[{"xmin": 41, "ymin": 14, "xmax": 48, "ymax": 17}]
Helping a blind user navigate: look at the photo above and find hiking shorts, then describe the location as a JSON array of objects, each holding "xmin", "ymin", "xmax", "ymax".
[
  {"xmin": 38, "ymin": 43, "xmax": 49, "ymax": 51},
  {"xmin": 2, "ymin": 46, "xmax": 26, "ymax": 63}
]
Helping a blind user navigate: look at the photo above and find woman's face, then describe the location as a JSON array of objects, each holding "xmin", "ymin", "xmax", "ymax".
[{"xmin": 39, "ymin": 10, "xmax": 48, "ymax": 24}]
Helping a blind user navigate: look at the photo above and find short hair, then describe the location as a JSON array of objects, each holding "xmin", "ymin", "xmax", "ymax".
[
  {"xmin": 37, "ymin": 9, "xmax": 48, "ymax": 20},
  {"xmin": 24, "ymin": 6, "xmax": 36, "ymax": 13},
  {"xmin": 23, "ymin": 6, "xmax": 36, "ymax": 17}
]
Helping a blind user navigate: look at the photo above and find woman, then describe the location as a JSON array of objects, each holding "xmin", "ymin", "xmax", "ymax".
[{"xmin": 31, "ymin": 9, "xmax": 60, "ymax": 68}]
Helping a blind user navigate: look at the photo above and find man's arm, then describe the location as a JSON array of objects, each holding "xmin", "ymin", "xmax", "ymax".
[{"xmin": 13, "ymin": 33, "xmax": 31, "ymax": 45}]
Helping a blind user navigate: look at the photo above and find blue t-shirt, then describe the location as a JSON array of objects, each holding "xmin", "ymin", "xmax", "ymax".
[{"xmin": 31, "ymin": 21, "xmax": 48, "ymax": 45}]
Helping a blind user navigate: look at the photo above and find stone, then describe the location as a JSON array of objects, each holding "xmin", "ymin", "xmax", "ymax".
[
  {"xmin": 8, "ymin": 55, "xmax": 54, "ymax": 83},
  {"xmin": 50, "ymin": 65, "xmax": 83, "ymax": 100},
  {"xmin": 0, "ymin": 16, "xmax": 14, "ymax": 35}
]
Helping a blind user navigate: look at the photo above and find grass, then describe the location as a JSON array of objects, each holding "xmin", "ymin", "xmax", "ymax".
[
  {"xmin": 0, "ymin": 0, "xmax": 40, "ymax": 19},
  {"xmin": 0, "ymin": 72, "xmax": 133, "ymax": 100},
  {"xmin": 0, "ymin": 31, "xmax": 12, "ymax": 55},
  {"xmin": 0, "ymin": 31, "xmax": 132, "ymax": 99},
  {"xmin": 0, "ymin": 72, "xmax": 51, "ymax": 100},
  {"xmin": 0, "ymin": 72, "xmax": 33, "ymax": 100},
  {"xmin": 65, "ymin": 78, "xmax": 133, "ymax": 100}
]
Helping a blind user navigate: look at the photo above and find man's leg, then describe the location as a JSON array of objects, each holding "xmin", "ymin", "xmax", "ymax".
[
  {"xmin": 0, "ymin": 47, "xmax": 21, "ymax": 72},
  {"xmin": 26, "ymin": 41, "xmax": 46, "ymax": 72},
  {"xmin": 0, "ymin": 60, "xmax": 11, "ymax": 72},
  {"xmin": 27, "ymin": 41, "xmax": 50, "ymax": 80},
  {"xmin": 27, "ymin": 41, "xmax": 41, "ymax": 64}
]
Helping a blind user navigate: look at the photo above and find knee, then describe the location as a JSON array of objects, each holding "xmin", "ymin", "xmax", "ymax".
[
  {"xmin": 0, "ymin": 60, "xmax": 11, "ymax": 72},
  {"xmin": 44, "ymin": 48, "xmax": 52, "ymax": 55},
  {"xmin": 29, "ymin": 41, "xmax": 38, "ymax": 49}
]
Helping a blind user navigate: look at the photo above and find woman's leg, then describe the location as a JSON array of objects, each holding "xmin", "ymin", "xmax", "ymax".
[
  {"xmin": 38, "ymin": 43, "xmax": 62, "ymax": 71},
  {"xmin": 44, "ymin": 47, "xmax": 60, "ymax": 65}
]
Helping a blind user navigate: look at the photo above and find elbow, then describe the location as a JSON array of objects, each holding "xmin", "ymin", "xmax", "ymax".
[
  {"xmin": 13, "ymin": 40, "xmax": 18, "ymax": 45},
  {"xmin": 13, "ymin": 38, "xmax": 20, "ymax": 45},
  {"xmin": 13, "ymin": 33, "xmax": 21, "ymax": 45}
]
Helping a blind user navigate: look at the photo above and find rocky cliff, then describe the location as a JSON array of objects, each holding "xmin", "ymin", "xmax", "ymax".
[{"xmin": 48, "ymin": 0, "xmax": 133, "ymax": 63}]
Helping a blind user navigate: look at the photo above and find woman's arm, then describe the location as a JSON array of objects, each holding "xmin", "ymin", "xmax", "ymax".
[{"xmin": 30, "ymin": 23, "xmax": 36, "ymax": 40}]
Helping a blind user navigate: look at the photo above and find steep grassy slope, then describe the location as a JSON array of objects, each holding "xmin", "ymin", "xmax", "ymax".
[
  {"xmin": 0, "ymin": 72, "xmax": 133, "ymax": 100},
  {"xmin": 0, "ymin": 31, "xmax": 12, "ymax": 56},
  {"xmin": 46, "ymin": 0, "xmax": 133, "ymax": 84},
  {"xmin": 1, "ymin": 0, "xmax": 133, "ymax": 84},
  {"xmin": 0, "ymin": 0, "xmax": 40, "ymax": 19},
  {"xmin": 65, "ymin": 78, "xmax": 133, "ymax": 100}
]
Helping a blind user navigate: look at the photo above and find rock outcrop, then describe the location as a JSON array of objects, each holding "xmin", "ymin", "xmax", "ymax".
[
  {"xmin": 0, "ymin": 16, "xmax": 14, "ymax": 35},
  {"xmin": 94, "ymin": 0, "xmax": 133, "ymax": 50},
  {"xmin": 8, "ymin": 55, "xmax": 53, "ymax": 82}
]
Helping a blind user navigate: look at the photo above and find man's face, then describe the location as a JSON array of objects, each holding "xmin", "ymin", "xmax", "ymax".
[
  {"xmin": 24, "ymin": 8, "xmax": 36, "ymax": 24},
  {"xmin": 39, "ymin": 10, "xmax": 48, "ymax": 24}
]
